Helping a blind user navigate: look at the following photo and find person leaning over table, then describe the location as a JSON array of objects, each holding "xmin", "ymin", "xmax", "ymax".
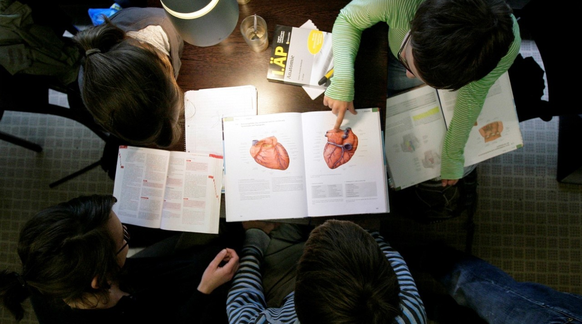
[
  {"xmin": 73, "ymin": 6, "xmax": 185, "ymax": 148},
  {"xmin": 226, "ymin": 219, "xmax": 427, "ymax": 324},
  {"xmin": 323, "ymin": 0, "xmax": 521, "ymax": 187},
  {"xmin": 0, "ymin": 195, "xmax": 239, "ymax": 324}
]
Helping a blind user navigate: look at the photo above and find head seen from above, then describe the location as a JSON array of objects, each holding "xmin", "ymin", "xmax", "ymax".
[
  {"xmin": 294, "ymin": 220, "xmax": 401, "ymax": 324},
  {"xmin": 0, "ymin": 195, "xmax": 127, "ymax": 321},
  {"xmin": 406, "ymin": 0, "xmax": 515, "ymax": 90},
  {"xmin": 74, "ymin": 21, "xmax": 184, "ymax": 148}
]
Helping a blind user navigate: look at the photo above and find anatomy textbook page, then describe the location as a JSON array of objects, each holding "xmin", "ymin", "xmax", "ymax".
[
  {"xmin": 113, "ymin": 146, "xmax": 223, "ymax": 234},
  {"xmin": 223, "ymin": 113, "xmax": 308, "ymax": 221},
  {"xmin": 300, "ymin": 109, "xmax": 389, "ymax": 216},
  {"xmin": 438, "ymin": 72, "xmax": 522, "ymax": 166},
  {"xmin": 384, "ymin": 86, "xmax": 447, "ymax": 190},
  {"xmin": 223, "ymin": 109, "xmax": 388, "ymax": 221}
]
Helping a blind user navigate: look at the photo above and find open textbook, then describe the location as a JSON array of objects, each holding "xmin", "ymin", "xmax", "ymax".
[
  {"xmin": 384, "ymin": 72, "xmax": 522, "ymax": 190},
  {"xmin": 112, "ymin": 146, "xmax": 224, "ymax": 234},
  {"xmin": 184, "ymin": 85, "xmax": 257, "ymax": 154},
  {"xmin": 222, "ymin": 108, "xmax": 388, "ymax": 222}
]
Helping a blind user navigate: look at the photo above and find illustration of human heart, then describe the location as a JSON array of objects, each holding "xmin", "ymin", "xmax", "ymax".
[
  {"xmin": 323, "ymin": 127, "xmax": 358, "ymax": 169},
  {"xmin": 250, "ymin": 136, "xmax": 290, "ymax": 170}
]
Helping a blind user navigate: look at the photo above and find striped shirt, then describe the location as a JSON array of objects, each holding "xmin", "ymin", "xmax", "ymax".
[
  {"xmin": 324, "ymin": 0, "xmax": 521, "ymax": 180},
  {"xmin": 227, "ymin": 229, "xmax": 427, "ymax": 324}
]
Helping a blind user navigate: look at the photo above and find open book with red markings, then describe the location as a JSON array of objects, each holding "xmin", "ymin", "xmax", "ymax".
[{"xmin": 112, "ymin": 146, "xmax": 223, "ymax": 234}]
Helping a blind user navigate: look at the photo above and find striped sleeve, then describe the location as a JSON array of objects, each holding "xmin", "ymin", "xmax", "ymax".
[
  {"xmin": 439, "ymin": 15, "xmax": 521, "ymax": 180},
  {"xmin": 370, "ymin": 231, "xmax": 428, "ymax": 324},
  {"xmin": 227, "ymin": 229, "xmax": 270, "ymax": 324},
  {"xmin": 324, "ymin": 0, "xmax": 421, "ymax": 102},
  {"xmin": 324, "ymin": 0, "xmax": 389, "ymax": 102},
  {"xmin": 226, "ymin": 229, "xmax": 298, "ymax": 324}
]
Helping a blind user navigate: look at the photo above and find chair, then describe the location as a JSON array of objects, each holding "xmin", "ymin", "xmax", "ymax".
[
  {"xmin": 512, "ymin": 0, "xmax": 581, "ymax": 183},
  {"xmin": 509, "ymin": 0, "xmax": 560, "ymax": 123},
  {"xmin": 0, "ymin": 1, "xmax": 121, "ymax": 187},
  {"xmin": 0, "ymin": 64, "xmax": 122, "ymax": 186}
]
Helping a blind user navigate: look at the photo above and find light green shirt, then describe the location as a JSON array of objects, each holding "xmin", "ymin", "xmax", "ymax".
[{"xmin": 324, "ymin": 0, "xmax": 521, "ymax": 179}]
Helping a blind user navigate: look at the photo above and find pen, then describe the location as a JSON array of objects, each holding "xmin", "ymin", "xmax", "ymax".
[{"xmin": 318, "ymin": 68, "xmax": 334, "ymax": 85}]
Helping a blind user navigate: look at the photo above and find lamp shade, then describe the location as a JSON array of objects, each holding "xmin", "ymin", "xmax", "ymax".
[{"xmin": 161, "ymin": 0, "xmax": 239, "ymax": 47}]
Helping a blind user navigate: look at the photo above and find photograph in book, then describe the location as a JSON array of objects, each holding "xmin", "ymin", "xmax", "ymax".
[
  {"xmin": 223, "ymin": 108, "xmax": 388, "ymax": 222},
  {"xmin": 112, "ymin": 146, "xmax": 223, "ymax": 234},
  {"xmin": 384, "ymin": 72, "xmax": 522, "ymax": 190}
]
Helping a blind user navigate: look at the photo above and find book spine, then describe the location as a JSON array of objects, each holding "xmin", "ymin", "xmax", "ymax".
[{"xmin": 267, "ymin": 25, "xmax": 292, "ymax": 82}]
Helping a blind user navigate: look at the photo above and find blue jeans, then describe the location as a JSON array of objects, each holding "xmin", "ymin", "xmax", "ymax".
[{"xmin": 437, "ymin": 251, "xmax": 582, "ymax": 324}]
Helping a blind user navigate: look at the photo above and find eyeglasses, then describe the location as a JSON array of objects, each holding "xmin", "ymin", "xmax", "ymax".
[
  {"xmin": 116, "ymin": 224, "xmax": 130, "ymax": 255},
  {"xmin": 397, "ymin": 33, "xmax": 414, "ymax": 76}
]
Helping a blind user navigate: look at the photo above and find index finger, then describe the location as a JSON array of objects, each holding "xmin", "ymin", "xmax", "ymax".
[{"xmin": 334, "ymin": 109, "xmax": 345, "ymax": 130}]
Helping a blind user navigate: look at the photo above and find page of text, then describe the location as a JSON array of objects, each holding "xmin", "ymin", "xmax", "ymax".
[
  {"xmin": 223, "ymin": 113, "xmax": 308, "ymax": 221},
  {"xmin": 160, "ymin": 152, "xmax": 222, "ymax": 234},
  {"xmin": 112, "ymin": 146, "xmax": 170, "ymax": 228},
  {"xmin": 300, "ymin": 109, "xmax": 388, "ymax": 216}
]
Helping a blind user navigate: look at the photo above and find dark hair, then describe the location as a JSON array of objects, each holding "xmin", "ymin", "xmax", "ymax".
[
  {"xmin": 294, "ymin": 220, "xmax": 401, "ymax": 324},
  {"xmin": 0, "ymin": 195, "xmax": 119, "ymax": 321},
  {"xmin": 73, "ymin": 20, "xmax": 184, "ymax": 148},
  {"xmin": 410, "ymin": 0, "xmax": 515, "ymax": 90}
]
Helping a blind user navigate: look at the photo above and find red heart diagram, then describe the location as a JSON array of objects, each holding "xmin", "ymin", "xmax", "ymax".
[
  {"xmin": 323, "ymin": 128, "xmax": 358, "ymax": 169},
  {"xmin": 250, "ymin": 136, "xmax": 290, "ymax": 170}
]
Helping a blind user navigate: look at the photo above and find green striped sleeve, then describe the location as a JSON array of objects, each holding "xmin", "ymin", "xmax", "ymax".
[
  {"xmin": 440, "ymin": 15, "xmax": 521, "ymax": 180},
  {"xmin": 324, "ymin": 0, "xmax": 422, "ymax": 102}
]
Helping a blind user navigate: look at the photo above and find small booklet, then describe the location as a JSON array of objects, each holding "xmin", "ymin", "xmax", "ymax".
[
  {"xmin": 184, "ymin": 85, "xmax": 257, "ymax": 155},
  {"xmin": 384, "ymin": 72, "xmax": 523, "ymax": 190},
  {"xmin": 267, "ymin": 24, "xmax": 333, "ymax": 89},
  {"xmin": 222, "ymin": 108, "xmax": 389, "ymax": 222},
  {"xmin": 112, "ymin": 146, "xmax": 224, "ymax": 234}
]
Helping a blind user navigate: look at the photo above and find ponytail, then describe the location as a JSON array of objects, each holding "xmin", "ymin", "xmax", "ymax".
[
  {"xmin": 0, "ymin": 271, "xmax": 31, "ymax": 321},
  {"xmin": 73, "ymin": 18, "xmax": 125, "ymax": 57},
  {"xmin": 72, "ymin": 19, "xmax": 184, "ymax": 148}
]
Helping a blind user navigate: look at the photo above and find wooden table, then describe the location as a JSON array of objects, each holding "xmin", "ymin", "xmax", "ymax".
[
  {"xmin": 168, "ymin": 0, "xmax": 389, "ymax": 150},
  {"xmin": 155, "ymin": 0, "xmax": 391, "ymax": 227}
]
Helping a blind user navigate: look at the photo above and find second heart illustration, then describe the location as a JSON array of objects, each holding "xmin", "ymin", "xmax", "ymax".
[{"xmin": 323, "ymin": 127, "xmax": 358, "ymax": 169}]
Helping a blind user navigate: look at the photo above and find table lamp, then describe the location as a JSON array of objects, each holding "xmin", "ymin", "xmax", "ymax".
[{"xmin": 161, "ymin": 0, "xmax": 239, "ymax": 47}]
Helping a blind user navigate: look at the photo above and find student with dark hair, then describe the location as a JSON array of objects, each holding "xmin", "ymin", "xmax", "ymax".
[
  {"xmin": 0, "ymin": 195, "xmax": 238, "ymax": 324},
  {"xmin": 323, "ymin": 0, "xmax": 520, "ymax": 187},
  {"xmin": 226, "ymin": 220, "xmax": 426, "ymax": 324},
  {"xmin": 294, "ymin": 220, "xmax": 403, "ymax": 323},
  {"xmin": 73, "ymin": 7, "xmax": 184, "ymax": 148}
]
